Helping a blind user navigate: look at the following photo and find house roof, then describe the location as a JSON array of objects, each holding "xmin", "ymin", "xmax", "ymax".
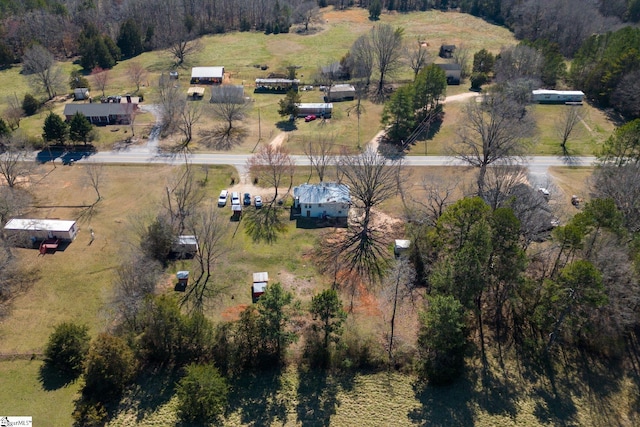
[
  {"xmin": 191, "ymin": 66, "xmax": 224, "ymax": 78},
  {"xmin": 329, "ymin": 84, "xmax": 355, "ymax": 93},
  {"xmin": 210, "ymin": 85, "xmax": 244, "ymax": 102},
  {"xmin": 294, "ymin": 183, "xmax": 350, "ymax": 204},
  {"xmin": 440, "ymin": 44, "xmax": 456, "ymax": 50},
  {"xmin": 4, "ymin": 218, "xmax": 76, "ymax": 232},
  {"xmin": 64, "ymin": 103, "xmax": 134, "ymax": 117},
  {"xmin": 436, "ymin": 63, "xmax": 461, "ymax": 71}
]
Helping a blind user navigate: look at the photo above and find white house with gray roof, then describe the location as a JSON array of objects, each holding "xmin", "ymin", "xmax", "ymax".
[{"xmin": 293, "ymin": 183, "xmax": 351, "ymax": 219}]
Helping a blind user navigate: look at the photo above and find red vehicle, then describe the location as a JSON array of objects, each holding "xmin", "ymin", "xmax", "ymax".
[{"xmin": 304, "ymin": 114, "xmax": 317, "ymax": 122}]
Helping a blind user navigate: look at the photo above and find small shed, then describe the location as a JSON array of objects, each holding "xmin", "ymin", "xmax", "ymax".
[
  {"xmin": 295, "ymin": 103, "xmax": 333, "ymax": 118},
  {"xmin": 324, "ymin": 84, "xmax": 356, "ymax": 102},
  {"xmin": 74, "ymin": 88, "xmax": 90, "ymax": 100},
  {"xmin": 187, "ymin": 86, "xmax": 205, "ymax": 99},
  {"xmin": 171, "ymin": 235, "xmax": 198, "ymax": 258},
  {"xmin": 252, "ymin": 272, "xmax": 269, "ymax": 303},
  {"xmin": 190, "ymin": 66, "xmax": 224, "ymax": 84},
  {"xmin": 439, "ymin": 44, "xmax": 456, "ymax": 58},
  {"xmin": 4, "ymin": 218, "xmax": 78, "ymax": 247},
  {"xmin": 176, "ymin": 271, "xmax": 189, "ymax": 292},
  {"xmin": 394, "ymin": 239, "xmax": 411, "ymax": 258}
]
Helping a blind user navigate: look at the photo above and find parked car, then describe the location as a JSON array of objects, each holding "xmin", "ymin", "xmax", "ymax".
[
  {"xmin": 254, "ymin": 195, "xmax": 263, "ymax": 208},
  {"xmin": 218, "ymin": 189, "xmax": 228, "ymax": 207},
  {"xmin": 231, "ymin": 192, "xmax": 240, "ymax": 205},
  {"xmin": 305, "ymin": 114, "xmax": 317, "ymax": 122},
  {"xmin": 243, "ymin": 193, "xmax": 251, "ymax": 206}
]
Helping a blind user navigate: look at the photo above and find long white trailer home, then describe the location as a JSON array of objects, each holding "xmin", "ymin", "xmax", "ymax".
[
  {"xmin": 532, "ymin": 89, "xmax": 584, "ymax": 104},
  {"xmin": 4, "ymin": 218, "xmax": 78, "ymax": 246}
]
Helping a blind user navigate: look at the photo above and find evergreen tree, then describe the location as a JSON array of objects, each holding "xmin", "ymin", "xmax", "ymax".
[
  {"xmin": 418, "ymin": 295, "xmax": 467, "ymax": 385},
  {"xmin": 0, "ymin": 117, "xmax": 10, "ymax": 137},
  {"xmin": 83, "ymin": 333, "xmax": 136, "ymax": 401},
  {"xmin": 257, "ymin": 282, "xmax": 297, "ymax": 361},
  {"xmin": 472, "ymin": 48, "xmax": 495, "ymax": 74},
  {"xmin": 277, "ymin": 89, "xmax": 301, "ymax": 118},
  {"xmin": 42, "ymin": 112, "xmax": 68, "ymax": 144},
  {"xmin": 44, "ymin": 322, "xmax": 90, "ymax": 376},
  {"xmin": 22, "ymin": 93, "xmax": 39, "ymax": 116},
  {"xmin": 176, "ymin": 363, "xmax": 229, "ymax": 424},
  {"xmin": 310, "ymin": 289, "xmax": 346, "ymax": 350},
  {"xmin": 69, "ymin": 70, "xmax": 90, "ymax": 90},
  {"xmin": 69, "ymin": 112, "xmax": 93, "ymax": 144},
  {"xmin": 117, "ymin": 19, "xmax": 144, "ymax": 59},
  {"xmin": 381, "ymin": 84, "xmax": 415, "ymax": 145}
]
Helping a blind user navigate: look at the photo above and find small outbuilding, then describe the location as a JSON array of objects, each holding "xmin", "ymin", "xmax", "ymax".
[
  {"xmin": 439, "ymin": 44, "xmax": 456, "ymax": 58},
  {"xmin": 394, "ymin": 240, "xmax": 411, "ymax": 258},
  {"xmin": 4, "ymin": 218, "xmax": 78, "ymax": 247},
  {"xmin": 252, "ymin": 272, "xmax": 269, "ymax": 303},
  {"xmin": 176, "ymin": 271, "xmax": 189, "ymax": 292},
  {"xmin": 190, "ymin": 66, "xmax": 224, "ymax": 84},
  {"xmin": 295, "ymin": 103, "xmax": 333, "ymax": 118},
  {"xmin": 74, "ymin": 88, "xmax": 90, "ymax": 100},
  {"xmin": 171, "ymin": 235, "xmax": 199, "ymax": 258},
  {"xmin": 187, "ymin": 86, "xmax": 205, "ymax": 99},
  {"xmin": 324, "ymin": 84, "xmax": 356, "ymax": 102}
]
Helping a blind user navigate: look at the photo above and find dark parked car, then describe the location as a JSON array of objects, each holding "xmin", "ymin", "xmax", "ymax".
[{"xmin": 243, "ymin": 193, "xmax": 251, "ymax": 206}]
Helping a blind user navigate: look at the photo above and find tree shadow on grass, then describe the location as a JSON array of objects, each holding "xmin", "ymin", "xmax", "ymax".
[
  {"xmin": 115, "ymin": 366, "xmax": 181, "ymax": 423},
  {"xmin": 295, "ymin": 367, "xmax": 355, "ymax": 427},
  {"xmin": 227, "ymin": 368, "xmax": 289, "ymax": 427},
  {"xmin": 408, "ymin": 376, "xmax": 476, "ymax": 427},
  {"xmin": 38, "ymin": 362, "xmax": 80, "ymax": 391},
  {"xmin": 276, "ymin": 120, "xmax": 298, "ymax": 132}
]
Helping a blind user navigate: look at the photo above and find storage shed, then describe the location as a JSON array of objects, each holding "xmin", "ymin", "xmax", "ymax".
[
  {"xmin": 4, "ymin": 218, "xmax": 78, "ymax": 247},
  {"xmin": 171, "ymin": 235, "xmax": 198, "ymax": 258},
  {"xmin": 252, "ymin": 272, "xmax": 269, "ymax": 303},
  {"xmin": 187, "ymin": 86, "xmax": 205, "ymax": 99},
  {"xmin": 394, "ymin": 240, "xmax": 411, "ymax": 258},
  {"xmin": 210, "ymin": 85, "xmax": 245, "ymax": 103},
  {"xmin": 532, "ymin": 89, "xmax": 584, "ymax": 104},
  {"xmin": 190, "ymin": 66, "xmax": 224, "ymax": 84},
  {"xmin": 74, "ymin": 88, "xmax": 90, "ymax": 100},
  {"xmin": 295, "ymin": 103, "xmax": 333, "ymax": 118},
  {"xmin": 435, "ymin": 63, "xmax": 462, "ymax": 85}
]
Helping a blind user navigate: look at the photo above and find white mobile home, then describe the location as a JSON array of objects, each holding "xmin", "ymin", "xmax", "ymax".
[
  {"xmin": 295, "ymin": 103, "xmax": 333, "ymax": 118},
  {"xmin": 4, "ymin": 218, "xmax": 78, "ymax": 246},
  {"xmin": 532, "ymin": 89, "xmax": 584, "ymax": 104}
]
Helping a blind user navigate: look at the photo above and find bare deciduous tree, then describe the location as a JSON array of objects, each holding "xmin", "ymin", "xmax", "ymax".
[
  {"xmin": 181, "ymin": 207, "xmax": 230, "ymax": 312},
  {"xmin": 112, "ymin": 254, "xmax": 162, "ymax": 332},
  {"xmin": 370, "ymin": 24, "xmax": 404, "ymax": 97},
  {"xmin": 84, "ymin": 163, "xmax": 105, "ymax": 203},
  {"xmin": 164, "ymin": 161, "xmax": 205, "ymax": 234},
  {"xmin": 167, "ymin": 36, "xmax": 202, "ymax": 67},
  {"xmin": 22, "ymin": 44, "xmax": 65, "ymax": 100},
  {"xmin": 383, "ymin": 257, "xmax": 416, "ymax": 364},
  {"xmin": 304, "ymin": 133, "xmax": 335, "ymax": 182},
  {"xmin": 203, "ymin": 91, "xmax": 251, "ymax": 150},
  {"xmin": 0, "ymin": 137, "xmax": 36, "ymax": 188},
  {"xmin": 494, "ymin": 44, "xmax": 544, "ymax": 85},
  {"xmin": 293, "ymin": 1, "xmax": 321, "ymax": 32},
  {"xmin": 405, "ymin": 39, "xmax": 430, "ymax": 79},
  {"xmin": 349, "ymin": 34, "xmax": 374, "ymax": 88},
  {"xmin": 0, "ymin": 186, "xmax": 33, "ymax": 227},
  {"xmin": 157, "ymin": 73, "xmax": 184, "ymax": 137},
  {"xmin": 126, "ymin": 61, "xmax": 147, "ymax": 93},
  {"xmin": 452, "ymin": 91, "xmax": 535, "ymax": 195},
  {"xmin": 91, "ymin": 67, "xmax": 110, "ymax": 98},
  {"xmin": 452, "ymin": 44, "xmax": 471, "ymax": 80},
  {"xmin": 247, "ymin": 145, "xmax": 295, "ymax": 202},
  {"xmin": 4, "ymin": 94, "xmax": 23, "ymax": 130},
  {"xmin": 403, "ymin": 175, "xmax": 457, "ymax": 227},
  {"xmin": 555, "ymin": 105, "xmax": 583, "ymax": 156},
  {"xmin": 177, "ymin": 101, "xmax": 202, "ymax": 148},
  {"xmin": 334, "ymin": 146, "xmax": 401, "ymax": 281}
]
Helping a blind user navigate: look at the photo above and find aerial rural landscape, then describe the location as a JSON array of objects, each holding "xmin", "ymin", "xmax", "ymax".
[{"xmin": 0, "ymin": 1, "xmax": 639, "ymax": 426}]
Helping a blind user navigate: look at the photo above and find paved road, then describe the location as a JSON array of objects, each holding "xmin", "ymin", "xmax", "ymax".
[{"xmin": 56, "ymin": 149, "xmax": 596, "ymax": 170}]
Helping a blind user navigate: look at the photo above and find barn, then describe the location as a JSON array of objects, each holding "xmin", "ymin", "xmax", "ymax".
[
  {"xmin": 210, "ymin": 85, "xmax": 245, "ymax": 103},
  {"xmin": 190, "ymin": 66, "xmax": 224, "ymax": 84},
  {"xmin": 532, "ymin": 89, "xmax": 584, "ymax": 104},
  {"xmin": 295, "ymin": 103, "xmax": 333, "ymax": 118},
  {"xmin": 4, "ymin": 218, "xmax": 78, "ymax": 247}
]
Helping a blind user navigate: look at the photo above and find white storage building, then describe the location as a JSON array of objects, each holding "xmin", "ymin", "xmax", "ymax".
[
  {"xmin": 532, "ymin": 89, "xmax": 584, "ymax": 104},
  {"xmin": 4, "ymin": 218, "xmax": 78, "ymax": 245}
]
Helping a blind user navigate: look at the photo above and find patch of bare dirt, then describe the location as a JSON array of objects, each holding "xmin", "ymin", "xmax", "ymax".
[{"xmin": 221, "ymin": 304, "xmax": 250, "ymax": 321}]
